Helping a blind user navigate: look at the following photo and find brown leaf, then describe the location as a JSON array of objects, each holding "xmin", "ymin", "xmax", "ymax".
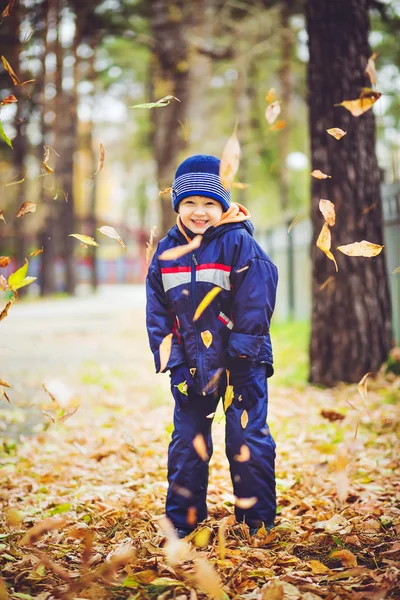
[
  {"xmin": 0, "ymin": 274, "xmax": 7, "ymax": 290},
  {"xmin": 1, "ymin": 94, "xmax": 17, "ymax": 105},
  {"xmin": 193, "ymin": 433, "xmax": 209, "ymax": 461},
  {"xmin": 337, "ymin": 240, "xmax": 383, "ymax": 257},
  {"xmin": 241, "ymin": 409, "xmax": 249, "ymax": 429},
  {"xmin": 29, "ymin": 247, "xmax": 44, "ymax": 257},
  {"xmin": 319, "ymin": 199, "xmax": 336, "ymax": 226},
  {"xmin": 330, "ymin": 549, "xmax": 358, "ymax": 567},
  {"xmin": 220, "ymin": 127, "xmax": 240, "ymax": 190},
  {"xmin": 321, "ymin": 409, "xmax": 345, "ymax": 422},
  {"xmin": 0, "ymin": 576, "xmax": 9, "ymax": 600},
  {"xmin": 235, "ymin": 496, "xmax": 258, "ymax": 509},
  {"xmin": 19, "ymin": 517, "xmax": 67, "ymax": 546},
  {"xmin": 16, "ymin": 201, "xmax": 36, "ymax": 217},
  {"xmin": 159, "ymin": 234, "xmax": 202, "ymax": 261},
  {"xmin": 194, "ymin": 557, "xmax": 224, "ymax": 600},
  {"xmin": 193, "ymin": 287, "xmax": 222, "ymax": 322},
  {"xmin": 0, "ymin": 378, "xmax": 12, "ymax": 388},
  {"xmin": 159, "ymin": 333, "xmax": 173, "ymax": 373},
  {"xmin": 93, "ymin": 143, "xmax": 105, "ymax": 176},
  {"xmin": 311, "ymin": 169, "xmax": 331, "ymax": 179},
  {"xmin": 266, "ymin": 88, "xmax": 276, "ymax": 104},
  {"xmin": 41, "ymin": 145, "xmax": 58, "ymax": 173},
  {"xmin": 365, "ymin": 53, "xmax": 378, "ymax": 87},
  {"xmin": 326, "ymin": 127, "xmax": 347, "ymax": 140},
  {"xmin": 265, "ymin": 101, "xmax": 281, "ymax": 125},
  {"xmin": 97, "ymin": 225, "xmax": 126, "ymax": 251},
  {"xmin": 270, "ymin": 119, "xmax": 286, "ymax": 131},
  {"xmin": 201, "ymin": 330, "xmax": 213, "ymax": 348},
  {"xmin": 233, "ymin": 444, "xmax": 250, "ymax": 462},
  {"xmin": 0, "ymin": 256, "xmax": 11, "ymax": 268},
  {"xmin": 317, "ymin": 223, "xmax": 338, "ymax": 271},
  {"xmin": 335, "ymin": 88, "xmax": 381, "ymax": 117},
  {"xmin": 1, "ymin": 55, "xmax": 20, "ymax": 85},
  {"xmin": 2, "ymin": 0, "xmax": 16, "ymax": 19},
  {"xmin": 0, "ymin": 301, "xmax": 13, "ymax": 322},
  {"xmin": 319, "ymin": 275, "xmax": 335, "ymax": 291}
]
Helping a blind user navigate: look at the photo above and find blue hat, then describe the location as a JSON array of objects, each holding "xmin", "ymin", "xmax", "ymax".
[{"xmin": 171, "ymin": 154, "xmax": 231, "ymax": 213}]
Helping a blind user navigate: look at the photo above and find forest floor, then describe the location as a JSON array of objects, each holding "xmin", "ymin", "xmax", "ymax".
[{"xmin": 0, "ymin": 286, "xmax": 399, "ymax": 600}]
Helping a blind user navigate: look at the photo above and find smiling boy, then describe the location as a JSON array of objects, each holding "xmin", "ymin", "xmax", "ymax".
[{"xmin": 146, "ymin": 154, "xmax": 278, "ymax": 539}]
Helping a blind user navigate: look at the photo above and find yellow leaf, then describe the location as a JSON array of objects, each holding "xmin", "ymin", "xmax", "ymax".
[
  {"xmin": 98, "ymin": 225, "xmax": 126, "ymax": 251},
  {"xmin": 159, "ymin": 333, "xmax": 173, "ymax": 373},
  {"xmin": 0, "ymin": 256, "xmax": 11, "ymax": 268},
  {"xmin": 201, "ymin": 330, "xmax": 213, "ymax": 348},
  {"xmin": 5, "ymin": 507, "xmax": 23, "ymax": 527},
  {"xmin": 308, "ymin": 559, "xmax": 331, "ymax": 574},
  {"xmin": 233, "ymin": 444, "xmax": 250, "ymax": 462},
  {"xmin": 193, "ymin": 287, "xmax": 222, "ymax": 322},
  {"xmin": 287, "ymin": 214, "xmax": 304, "ymax": 233},
  {"xmin": 317, "ymin": 223, "xmax": 338, "ymax": 272},
  {"xmin": 231, "ymin": 181, "xmax": 249, "ymax": 189},
  {"xmin": 270, "ymin": 119, "xmax": 286, "ymax": 131},
  {"xmin": 0, "ymin": 576, "xmax": 9, "ymax": 600},
  {"xmin": 194, "ymin": 558, "xmax": 224, "ymax": 600},
  {"xmin": 311, "ymin": 169, "xmax": 331, "ymax": 179},
  {"xmin": 365, "ymin": 53, "xmax": 378, "ymax": 87},
  {"xmin": 235, "ymin": 496, "xmax": 258, "ymax": 509},
  {"xmin": 8, "ymin": 258, "xmax": 28, "ymax": 290},
  {"xmin": 337, "ymin": 240, "xmax": 383, "ymax": 257},
  {"xmin": 193, "ymin": 527, "xmax": 212, "ymax": 547},
  {"xmin": 335, "ymin": 88, "xmax": 381, "ymax": 117},
  {"xmin": 158, "ymin": 187, "xmax": 172, "ymax": 195},
  {"xmin": 13, "ymin": 276, "xmax": 36, "ymax": 291},
  {"xmin": 192, "ymin": 434, "xmax": 209, "ymax": 461},
  {"xmin": 224, "ymin": 385, "xmax": 234, "ymax": 412},
  {"xmin": 326, "ymin": 127, "xmax": 347, "ymax": 140},
  {"xmin": 220, "ymin": 127, "xmax": 240, "ymax": 190},
  {"xmin": 330, "ymin": 549, "xmax": 358, "ymax": 567},
  {"xmin": 265, "ymin": 101, "xmax": 281, "ymax": 125},
  {"xmin": 319, "ymin": 275, "xmax": 335, "ymax": 291},
  {"xmin": 241, "ymin": 409, "xmax": 249, "ymax": 429},
  {"xmin": 16, "ymin": 201, "xmax": 36, "ymax": 218},
  {"xmin": 93, "ymin": 142, "xmax": 105, "ymax": 176},
  {"xmin": 392, "ymin": 266, "xmax": 400, "ymax": 275},
  {"xmin": 0, "ymin": 378, "xmax": 12, "ymax": 388},
  {"xmin": 145, "ymin": 225, "xmax": 157, "ymax": 264},
  {"xmin": 159, "ymin": 235, "xmax": 202, "ymax": 261},
  {"xmin": 266, "ymin": 87, "xmax": 276, "ymax": 103},
  {"xmin": 357, "ymin": 372, "xmax": 371, "ymax": 404},
  {"xmin": 69, "ymin": 234, "xmax": 99, "ymax": 247},
  {"xmin": 29, "ymin": 247, "xmax": 43, "ymax": 257},
  {"xmin": 319, "ymin": 199, "xmax": 336, "ymax": 226},
  {"xmin": 218, "ymin": 518, "xmax": 227, "ymax": 560}
]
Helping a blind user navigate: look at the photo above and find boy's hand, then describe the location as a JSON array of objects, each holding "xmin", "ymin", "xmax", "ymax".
[
  {"xmin": 169, "ymin": 364, "xmax": 194, "ymax": 408},
  {"xmin": 227, "ymin": 358, "xmax": 264, "ymax": 411}
]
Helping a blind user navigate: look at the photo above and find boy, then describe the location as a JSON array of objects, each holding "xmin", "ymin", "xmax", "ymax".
[{"xmin": 146, "ymin": 154, "xmax": 278, "ymax": 539}]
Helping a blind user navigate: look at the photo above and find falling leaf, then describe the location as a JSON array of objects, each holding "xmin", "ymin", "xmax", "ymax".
[
  {"xmin": 19, "ymin": 517, "xmax": 67, "ymax": 546},
  {"xmin": 193, "ymin": 433, "xmax": 209, "ymax": 461},
  {"xmin": 158, "ymin": 187, "xmax": 172, "ymax": 195},
  {"xmin": 130, "ymin": 95, "xmax": 180, "ymax": 109},
  {"xmin": 98, "ymin": 226, "xmax": 126, "ymax": 251},
  {"xmin": 233, "ymin": 444, "xmax": 250, "ymax": 462},
  {"xmin": 1, "ymin": 94, "xmax": 17, "ymax": 105},
  {"xmin": 178, "ymin": 118, "xmax": 190, "ymax": 142},
  {"xmin": 0, "ymin": 120, "xmax": 13, "ymax": 148},
  {"xmin": 159, "ymin": 235, "xmax": 202, "ymax": 261},
  {"xmin": 206, "ymin": 412, "xmax": 215, "ymax": 419},
  {"xmin": 392, "ymin": 266, "xmax": 400, "ymax": 275},
  {"xmin": 0, "ymin": 378, "xmax": 12, "ymax": 388},
  {"xmin": 362, "ymin": 202, "xmax": 377, "ymax": 215},
  {"xmin": 287, "ymin": 214, "xmax": 304, "ymax": 233},
  {"xmin": 319, "ymin": 275, "xmax": 335, "ymax": 291},
  {"xmin": 266, "ymin": 88, "xmax": 276, "ymax": 103},
  {"xmin": 3, "ymin": 178, "xmax": 24, "ymax": 188},
  {"xmin": 334, "ymin": 450, "xmax": 349, "ymax": 503},
  {"xmin": 16, "ymin": 201, "xmax": 36, "ymax": 217},
  {"xmin": 335, "ymin": 88, "xmax": 382, "ymax": 117},
  {"xmin": 231, "ymin": 181, "xmax": 249, "ymax": 189},
  {"xmin": 193, "ymin": 287, "xmax": 222, "ymax": 321},
  {"xmin": 8, "ymin": 259, "xmax": 28, "ymax": 290},
  {"xmin": 0, "ymin": 275, "xmax": 6, "ymax": 290},
  {"xmin": 202, "ymin": 368, "xmax": 224, "ymax": 395},
  {"xmin": 1, "ymin": 55, "xmax": 20, "ymax": 85},
  {"xmin": 0, "ymin": 211, "xmax": 5, "ymax": 223},
  {"xmin": 93, "ymin": 143, "xmax": 105, "ymax": 176},
  {"xmin": 330, "ymin": 549, "xmax": 358, "ymax": 567},
  {"xmin": 326, "ymin": 127, "xmax": 347, "ymax": 140},
  {"xmin": 69, "ymin": 234, "xmax": 99, "ymax": 247},
  {"xmin": 145, "ymin": 225, "xmax": 157, "ymax": 263},
  {"xmin": 224, "ymin": 385, "xmax": 234, "ymax": 412},
  {"xmin": 220, "ymin": 125, "xmax": 240, "ymax": 190},
  {"xmin": 201, "ymin": 330, "xmax": 213, "ymax": 348},
  {"xmin": 0, "ymin": 256, "xmax": 11, "ymax": 268},
  {"xmin": 29, "ymin": 248, "xmax": 43, "ymax": 257},
  {"xmin": 365, "ymin": 53, "xmax": 378, "ymax": 87},
  {"xmin": 187, "ymin": 506, "xmax": 197, "ymax": 527},
  {"xmin": 241, "ymin": 409, "xmax": 249, "ymax": 429},
  {"xmin": 321, "ymin": 409, "xmax": 345, "ymax": 422},
  {"xmin": 159, "ymin": 333, "xmax": 173, "ymax": 373},
  {"xmin": 317, "ymin": 223, "xmax": 338, "ymax": 272},
  {"xmin": 308, "ymin": 560, "xmax": 331, "ymax": 574},
  {"xmin": 193, "ymin": 527, "xmax": 211, "ymax": 547},
  {"xmin": 319, "ymin": 199, "xmax": 336, "ymax": 226},
  {"xmin": 358, "ymin": 372, "xmax": 371, "ymax": 404},
  {"xmin": 311, "ymin": 169, "xmax": 331, "ymax": 179},
  {"xmin": 265, "ymin": 101, "xmax": 281, "ymax": 125},
  {"xmin": 337, "ymin": 240, "xmax": 383, "ymax": 257},
  {"xmin": 270, "ymin": 119, "xmax": 286, "ymax": 131},
  {"xmin": 41, "ymin": 146, "xmax": 58, "ymax": 173},
  {"xmin": 194, "ymin": 558, "xmax": 224, "ymax": 600},
  {"xmin": 0, "ymin": 300, "xmax": 13, "ymax": 322},
  {"xmin": 235, "ymin": 496, "xmax": 258, "ymax": 509},
  {"xmin": 2, "ymin": 0, "xmax": 16, "ymax": 19}
]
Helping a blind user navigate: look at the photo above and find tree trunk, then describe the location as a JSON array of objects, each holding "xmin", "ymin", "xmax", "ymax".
[
  {"xmin": 306, "ymin": 0, "xmax": 393, "ymax": 385},
  {"xmin": 150, "ymin": 0, "xmax": 190, "ymax": 236}
]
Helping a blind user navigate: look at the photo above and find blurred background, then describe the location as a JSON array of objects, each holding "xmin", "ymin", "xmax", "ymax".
[{"xmin": 0, "ymin": 0, "xmax": 399, "ymax": 383}]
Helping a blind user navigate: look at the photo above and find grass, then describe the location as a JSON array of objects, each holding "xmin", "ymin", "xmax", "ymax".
[{"xmin": 270, "ymin": 320, "xmax": 310, "ymax": 386}]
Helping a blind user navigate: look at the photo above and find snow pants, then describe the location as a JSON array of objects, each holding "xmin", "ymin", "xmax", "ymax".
[{"xmin": 166, "ymin": 364, "xmax": 276, "ymax": 530}]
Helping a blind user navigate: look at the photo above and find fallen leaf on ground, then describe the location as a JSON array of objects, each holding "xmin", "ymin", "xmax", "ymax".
[
  {"xmin": 321, "ymin": 409, "xmax": 345, "ymax": 421},
  {"xmin": 159, "ymin": 235, "xmax": 202, "ymax": 261},
  {"xmin": 337, "ymin": 241, "xmax": 383, "ymax": 257},
  {"xmin": 330, "ymin": 549, "xmax": 358, "ymax": 567},
  {"xmin": 326, "ymin": 127, "xmax": 347, "ymax": 140}
]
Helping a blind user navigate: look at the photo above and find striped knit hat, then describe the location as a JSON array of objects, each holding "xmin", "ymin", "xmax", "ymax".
[{"xmin": 171, "ymin": 154, "xmax": 231, "ymax": 213}]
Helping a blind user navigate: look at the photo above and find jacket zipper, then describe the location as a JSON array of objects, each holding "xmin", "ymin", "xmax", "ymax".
[{"xmin": 191, "ymin": 252, "xmax": 206, "ymax": 394}]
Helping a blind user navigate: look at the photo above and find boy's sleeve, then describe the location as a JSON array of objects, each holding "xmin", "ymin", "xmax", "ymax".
[
  {"xmin": 227, "ymin": 242, "xmax": 278, "ymax": 360},
  {"xmin": 146, "ymin": 254, "xmax": 186, "ymax": 373}
]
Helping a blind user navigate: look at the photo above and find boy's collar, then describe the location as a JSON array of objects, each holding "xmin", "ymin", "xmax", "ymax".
[{"xmin": 176, "ymin": 202, "xmax": 251, "ymax": 243}]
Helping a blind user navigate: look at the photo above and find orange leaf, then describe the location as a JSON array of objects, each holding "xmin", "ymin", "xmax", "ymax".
[
  {"xmin": 2, "ymin": 0, "xmax": 17, "ymax": 19},
  {"xmin": 311, "ymin": 169, "xmax": 331, "ymax": 179},
  {"xmin": 319, "ymin": 199, "xmax": 336, "ymax": 226},
  {"xmin": 0, "ymin": 256, "xmax": 11, "ymax": 268},
  {"xmin": 330, "ymin": 549, "xmax": 358, "ymax": 567},
  {"xmin": 16, "ymin": 201, "xmax": 36, "ymax": 217},
  {"xmin": 159, "ymin": 333, "xmax": 173, "ymax": 373},
  {"xmin": 29, "ymin": 248, "xmax": 43, "ymax": 257},
  {"xmin": 1, "ymin": 55, "xmax": 20, "ymax": 85},
  {"xmin": 266, "ymin": 88, "xmax": 276, "ymax": 104},
  {"xmin": 1, "ymin": 94, "xmax": 17, "ymax": 105},
  {"xmin": 159, "ymin": 235, "xmax": 202, "ymax": 261},
  {"xmin": 337, "ymin": 240, "xmax": 383, "ymax": 257},
  {"xmin": 145, "ymin": 225, "xmax": 157, "ymax": 264},
  {"xmin": 158, "ymin": 187, "xmax": 172, "ymax": 195},
  {"xmin": 335, "ymin": 88, "xmax": 381, "ymax": 117},
  {"xmin": 0, "ymin": 274, "xmax": 6, "ymax": 290},
  {"xmin": 270, "ymin": 119, "xmax": 286, "ymax": 131},
  {"xmin": 326, "ymin": 127, "xmax": 347, "ymax": 140},
  {"xmin": 220, "ymin": 127, "xmax": 240, "ymax": 190},
  {"xmin": 192, "ymin": 433, "xmax": 209, "ymax": 461}
]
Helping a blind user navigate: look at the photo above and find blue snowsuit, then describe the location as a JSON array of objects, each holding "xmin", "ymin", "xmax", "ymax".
[{"xmin": 146, "ymin": 211, "xmax": 278, "ymax": 530}]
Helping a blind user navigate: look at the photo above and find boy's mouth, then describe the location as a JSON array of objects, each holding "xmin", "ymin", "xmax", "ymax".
[{"xmin": 191, "ymin": 219, "xmax": 208, "ymax": 226}]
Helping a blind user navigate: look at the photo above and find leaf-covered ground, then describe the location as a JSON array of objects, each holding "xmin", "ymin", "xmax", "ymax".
[{"xmin": 1, "ymin": 293, "xmax": 399, "ymax": 600}]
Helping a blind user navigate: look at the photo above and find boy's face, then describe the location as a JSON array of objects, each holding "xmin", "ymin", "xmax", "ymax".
[{"xmin": 178, "ymin": 195, "xmax": 223, "ymax": 234}]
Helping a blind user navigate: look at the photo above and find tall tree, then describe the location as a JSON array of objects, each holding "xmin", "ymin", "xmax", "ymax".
[{"xmin": 306, "ymin": 0, "xmax": 393, "ymax": 386}]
